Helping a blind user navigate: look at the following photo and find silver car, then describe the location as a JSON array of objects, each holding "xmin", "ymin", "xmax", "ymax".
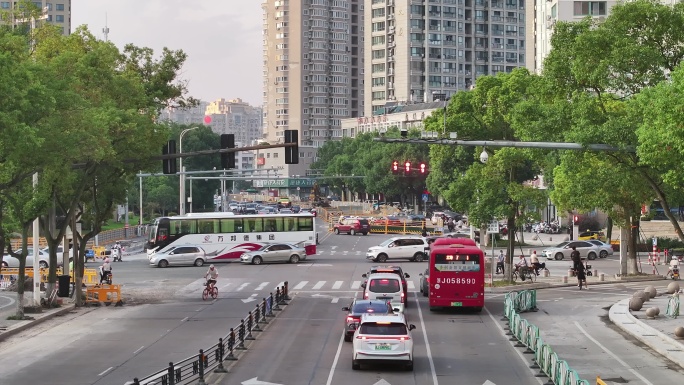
[
  {"xmin": 240, "ymin": 243, "xmax": 307, "ymax": 265},
  {"xmin": 542, "ymin": 241, "xmax": 601, "ymax": 261},
  {"xmin": 149, "ymin": 246, "xmax": 207, "ymax": 268},
  {"xmin": 2, "ymin": 248, "xmax": 51, "ymax": 268},
  {"xmin": 586, "ymin": 240, "xmax": 614, "ymax": 258}
]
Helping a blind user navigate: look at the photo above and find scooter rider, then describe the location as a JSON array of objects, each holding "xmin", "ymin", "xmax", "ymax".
[
  {"xmin": 669, "ymin": 255, "xmax": 680, "ymax": 276},
  {"xmin": 99, "ymin": 258, "xmax": 112, "ymax": 284},
  {"xmin": 112, "ymin": 241, "xmax": 123, "ymax": 262}
]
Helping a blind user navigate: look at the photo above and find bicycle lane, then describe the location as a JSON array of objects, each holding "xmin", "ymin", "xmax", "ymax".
[
  {"xmin": 495, "ymin": 285, "xmax": 684, "ymax": 384},
  {"xmin": 0, "ymin": 297, "xmax": 261, "ymax": 385}
]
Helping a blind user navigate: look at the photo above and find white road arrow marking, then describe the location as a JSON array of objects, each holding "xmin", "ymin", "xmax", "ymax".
[
  {"xmin": 297, "ymin": 263, "xmax": 333, "ymax": 267},
  {"xmin": 241, "ymin": 294, "xmax": 258, "ymax": 303},
  {"xmin": 373, "ymin": 380, "xmax": 392, "ymax": 385},
  {"xmin": 241, "ymin": 377, "xmax": 283, "ymax": 385},
  {"xmin": 482, "ymin": 380, "xmax": 496, "ymax": 385},
  {"xmin": 312, "ymin": 293, "xmax": 332, "ymax": 298}
]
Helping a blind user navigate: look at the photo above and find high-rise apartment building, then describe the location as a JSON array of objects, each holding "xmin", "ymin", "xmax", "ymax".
[
  {"xmin": 261, "ymin": 0, "xmax": 364, "ymax": 148},
  {"xmin": 365, "ymin": 0, "xmax": 534, "ymax": 116},
  {"xmin": 205, "ymin": 98, "xmax": 263, "ymax": 146},
  {"xmin": 160, "ymin": 101, "xmax": 210, "ymax": 125},
  {"xmin": 0, "ymin": 1, "xmax": 71, "ymax": 35}
]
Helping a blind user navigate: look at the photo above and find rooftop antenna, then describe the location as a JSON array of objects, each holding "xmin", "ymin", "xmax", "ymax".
[{"xmin": 102, "ymin": 13, "xmax": 109, "ymax": 42}]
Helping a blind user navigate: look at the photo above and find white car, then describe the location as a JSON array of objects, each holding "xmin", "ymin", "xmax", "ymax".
[
  {"xmin": 352, "ymin": 313, "xmax": 416, "ymax": 371},
  {"xmin": 586, "ymin": 240, "xmax": 614, "ymax": 258},
  {"xmin": 240, "ymin": 243, "xmax": 306, "ymax": 265},
  {"xmin": 362, "ymin": 273, "xmax": 406, "ymax": 313},
  {"xmin": 542, "ymin": 241, "xmax": 601, "ymax": 261},
  {"xmin": 2, "ymin": 248, "xmax": 51, "ymax": 268},
  {"xmin": 366, "ymin": 237, "xmax": 428, "ymax": 263},
  {"xmin": 149, "ymin": 246, "xmax": 207, "ymax": 268}
]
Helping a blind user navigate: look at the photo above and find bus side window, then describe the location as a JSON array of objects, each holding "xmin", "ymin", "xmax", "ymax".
[
  {"xmin": 298, "ymin": 217, "xmax": 313, "ymax": 231},
  {"xmin": 169, "ymin": 220, "xmax": 182, "ymax": 235},
  {"xmin": 198, "ymin": 220, "xmax": 217, "ymax": 234},
  {"xmin": 283, "ymin": 217, "xmax": 297, "ymax": 231},
  {"xmin": 181, "ymin": 219, "xmax": 196, "ymax": 234}
]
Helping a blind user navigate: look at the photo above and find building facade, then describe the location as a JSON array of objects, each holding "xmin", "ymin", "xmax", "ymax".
[
  {"xmin": 160, "ymin": 101, "xmax": 210, "ymax": 125},
  {"xmin": 261, "ymin": 0, "xmax": 365, "ymax": 150},
  {"xmin": 341, "ymin": 101, "xmax": 442, "ymax": 138},
  {"xmin": 365, "ymin": 0, "xmax": 534, "ymax": 116},
  {"xmin": 205, "ymin": 98, "xmax": 263, "ymax": 146},
  {"xmin": 0, "ymin": 1, "xmax": 71, "ymax": 35}
]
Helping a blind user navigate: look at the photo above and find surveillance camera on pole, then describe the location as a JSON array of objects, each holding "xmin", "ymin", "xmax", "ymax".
[{"xmin": 479, "ymin": 149, "xmax": 489, "ymax": 163}]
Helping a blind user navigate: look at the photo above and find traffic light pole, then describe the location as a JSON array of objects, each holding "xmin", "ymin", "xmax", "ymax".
[{"xmin": 374, "ymin": 138, "xmax": 633, "ymax": 152}]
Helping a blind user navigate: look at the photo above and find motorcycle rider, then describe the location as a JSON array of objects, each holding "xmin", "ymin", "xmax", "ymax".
[
  {"xmin": 530, "ymin": 250, "xmax": 546, "ymax": 276},
  {"xmin": 99, "ymin": 258, "xmax": 112, "ymax": 284},
  {"xmin": 111, "ymin": 241, "xmax": 122, "ymax": 262},
  {"xmin": 669, "ymin": 255, "xmax": 680, "ymax": 277}
]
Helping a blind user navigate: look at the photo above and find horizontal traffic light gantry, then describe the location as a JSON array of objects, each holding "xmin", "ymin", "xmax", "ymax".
[{"xmin": 391, "ymin": 160, "xmax": 428, "ymax": 175}]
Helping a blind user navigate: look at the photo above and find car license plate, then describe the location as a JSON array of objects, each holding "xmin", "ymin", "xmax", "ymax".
[
  {"xmin": 378, "ymin": 296, "xmax": 392, "ymax": 300},
  {"xmin": 451, "ymin": 302, "xmax": 463, "ymax": 307},
  {"xmin": 375, "ymin": 343, "xmax": 391, "ymax": 351}
]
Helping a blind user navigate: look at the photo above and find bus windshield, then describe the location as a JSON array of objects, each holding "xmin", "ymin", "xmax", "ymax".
[{"xmin": 433, "ymin": 253, "xmax": 481, "ymax": 272}]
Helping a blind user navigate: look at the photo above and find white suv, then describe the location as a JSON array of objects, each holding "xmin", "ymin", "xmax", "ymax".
[
  {"xmin": 362, "ymin": 273, "xmax": 406, "ymax": 313},
  {"xmin": 366, "ymin": 236, "xmax": 428, "ymax": 263},
  {"xmin": 352, "ymin": 313, "xmax": 416, "ymax": 371}
]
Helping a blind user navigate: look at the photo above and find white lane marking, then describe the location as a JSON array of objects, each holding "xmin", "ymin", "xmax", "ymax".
[
  {"xmin": 406, "ymin": 281, "xmax": 415, "ymax": 289},
  {"xmin": 0, "ymin": 295, "xmax": 16, "ymax": 309},
  {"xmin": 219, "ymin": 282, "xmax": 233, "ymax": 290},
  {"xmin": 293, "ymin": 281, "xmax": 308, "ymax": 290},
  {"xmin": 255, "ymin": 282, "xmax": 270, "ymax": 291},
  {"xmin": 276, "ymin": 281, "xmax": 284, "ymax": 288},
  {"xmin": 325, "ymin": 327, "xmax": 346, "ymax": 385},
  {"xmin": 331, "ymin": 246, "xmax": 338, "ymax": 250},
  {"xmin": 574, "ymin": 321, "xmax": 654, "ymax": 385},
  {"xmin": 98, "ymin": 367, "xmax": 114, "ymax": 376},
  {"xmin": 484, "ymin": 307, "xmax": 544, "ymax": 384},
  {"xmin": 551, "ymin": 288, "xmax": 624, "ymax": 296},
  {"xmin": 181, "ymin": 317, "xmax": 189, "ymax": 322},
  {"xmin": 312, "ymin": 281, "xmax": 326, "ymax": 290},
  {"xmin": 350, "ymin": 281, "xmax": 361, "ymax": 289},
  {"xmin": 414, "ymin": 292, "xmax": 438, "ymax": 385},
  {"xmin": 331, "ymin": 297, "xmax": 339, "ymax": 303},
  {"xmin": 133, "ymin": 346, "xmax": 145, "ymax": 355},
  {"xmin": 332, "ymin": 281, "xmax": 343, "ymax": 290},
  {"xmin": 236, "ymin": 283, "xmax": 250, "ymax": 291}
]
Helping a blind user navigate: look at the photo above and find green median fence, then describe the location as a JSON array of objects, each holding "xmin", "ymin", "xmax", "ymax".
[
  {"xmin": 504, "ymin": 289, "xmax": 591, "ymax": 385},
  {"xmin": 666, "ymin": 293, "xmax": 680, "ymax": 319}
]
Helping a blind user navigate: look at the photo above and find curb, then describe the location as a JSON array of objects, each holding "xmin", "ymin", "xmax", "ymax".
[
  {"xmin": 609, "ymin": 298, "xmax": 684, "ymax": 370},
  {"xmin": 0, "ymin": 303, "xmax": 76, "ymax": 343},
  {"xmin": 487, "ymin": 276, "xmax": 666, "ymax": 293}
]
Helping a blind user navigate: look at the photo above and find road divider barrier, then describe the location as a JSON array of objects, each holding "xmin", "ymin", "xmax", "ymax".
[
  {"xmin": 0, "ymin": 267, "xmax": 100, "ymax": 285},
  {"xmin": 128, "ymin": 282, "xmax": 291, "ymax": 385},
  {"xmin": 504, "ymin": 289, "xmax": 592, "ymax": 385}
]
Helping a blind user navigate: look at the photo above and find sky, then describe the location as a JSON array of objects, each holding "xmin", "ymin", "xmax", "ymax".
[{"xmin": 72, "ymin": 0, "xmax": 264, "ymax": 106}]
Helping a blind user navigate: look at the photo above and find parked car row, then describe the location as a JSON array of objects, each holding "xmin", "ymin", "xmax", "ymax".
[{"xmin": 147, "ymin": 243, "xmax": 307, "ymax": 268}]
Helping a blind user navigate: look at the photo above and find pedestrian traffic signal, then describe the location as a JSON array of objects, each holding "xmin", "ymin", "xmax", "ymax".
[
  {"xmin": 404, "ymin": 161, "xmax": 412, "ymax": 174},
  {"xmin": 391, "ymin": 160, "xmax": 400, "ymax": 174},
  {"xmin": 419, "ymin": 162, "xmax": 427, "ymax": 174},
  {"xmin": 285, "ymin": 129, "xmax": 299, "ymax": 164},
  {"xmin": 220, "ymin": 134, "xmax": 235, "ymax": 169},
  {"xmin": 162, "ymin": 140, "xmax": 177, "ymax": 175}
]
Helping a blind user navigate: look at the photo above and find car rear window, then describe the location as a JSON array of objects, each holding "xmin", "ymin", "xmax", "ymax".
[
  {"xmin": 358, "ymin": 220, "xmax": 369, "ymax": 225},
  {"xmin": 351, "ymin": 302, "xmax": 390, "ymax": 313},
  {"xmin": 369, "ymin": 278, "xmax": 400, "ymax": 293},
  {"xmin": 359, "ymin": 322, "xmax": 407, "ymax": 335}
]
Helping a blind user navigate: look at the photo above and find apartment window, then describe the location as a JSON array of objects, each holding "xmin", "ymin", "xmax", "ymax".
[
  {"xmin": 372, "ymin": 22, "xmax": 385, "ymax": 32},
  {"xmin": 410, "ymin": 5, "xmax": 424, "ymax": 16},
  {"xmin": 371, "ymin": 8, "xmax": 385, "ymax": 18},
  {"xmin": 372, "ymin": 77, "xmax": 385, "ymax": 86},
  {"xmin": 0, "ymin": 2, "xmax": 10, "ymax": 9},
  {"xmin": 56, "ymin": 3, "xmax": 65, "ymax": 11},
  {"xmin": 56, "ymin": 15, "xmax": 64, "ymax": 22},
  {"xmin": 372, "ymin": 49, "xmax": 386, "ymax": 59},
  {"xmin": 371, "ymin": 36, "xmax": 385, "ymax": 45},
  {"xmin": 372, "ymin": 63, "xmax": 386, "ymax": 73},
  {"xmin": 573, "ymin": 1, "xmax": 606, "ymax": 16},
  {"xmin": 551, "ymin": 5, "xmax": 557, "ymax": 18},
  {"xmin": 372, "ymin": 91, "xmax": 386, "ymax": 101},
  {"xmin": 410, "ymin": 47, "xmax": 424, "ymax": 57}
]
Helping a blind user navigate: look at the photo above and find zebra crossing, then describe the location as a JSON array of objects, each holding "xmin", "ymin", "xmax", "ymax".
[{"xmin": 176, "ymin": 278, "xmax": 418, "ymax": 298}]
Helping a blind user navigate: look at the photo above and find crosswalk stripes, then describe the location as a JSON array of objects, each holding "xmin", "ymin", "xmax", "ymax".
[
  {"xmin": 255, "ymin": 282, "xmax": 269, "ymax": 291},
  {"xmin": 406, "ymin": 281, "xmax": 415, "ymax": 290},
  {"xmin": 293, "ymin": 281, "xmax": 308, "ymax": 290},
  {"xmin": 312, "ymin": 281, "xmax": 326, "ymax": 290},
  {"xmin": 332, "ymin": 281, "xmax": 343, "ymax": 290},
  {"xmin": 350, "ymin": 281, "xmax": 361, "ymax": 289}
]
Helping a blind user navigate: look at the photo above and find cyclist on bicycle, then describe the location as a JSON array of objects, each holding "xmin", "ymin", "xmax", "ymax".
[
  {"xmin": 530, "ymin": 250, "xmax": 546, "ymax": 276},
  {"xmin": 205, "ymin": 264, "xmax": 218, "ymax": 289}
]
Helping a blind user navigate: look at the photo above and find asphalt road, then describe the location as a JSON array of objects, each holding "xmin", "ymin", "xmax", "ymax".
[{"xmin": 0, "ymin": 221, "xmax": 680, "ymax": 385}]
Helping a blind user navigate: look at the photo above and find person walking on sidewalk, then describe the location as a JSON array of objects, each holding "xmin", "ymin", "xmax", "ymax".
[{"xmin": 496, "ymin": 250, "xmax": 505, "ymax": 274}]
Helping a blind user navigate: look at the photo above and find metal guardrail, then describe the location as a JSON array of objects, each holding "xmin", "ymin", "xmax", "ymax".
[
  {"xmin": 128, "ymin": 282, "xmax": 291, "ymax": 385},
  {"xmin": 504, "ymin": 290, "xmax": 591, "ymax": 385},
  {"xmin": 666, "ymin": 294, "xmax": 680, "ymax": 319}
]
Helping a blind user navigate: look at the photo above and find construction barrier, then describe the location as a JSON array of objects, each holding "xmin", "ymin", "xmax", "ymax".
[
  {"xmin": 666, "ymin": 294, "xmax": 680, "ymax": 319},
  {"xmin": 85, "ymin": 284, "xmax": 123, "ymax": 306},
  {"xmin": 504, "ymin": 290, "xmax": 592, "ymax": 385},
  {"xmin": 0, "ymin": 267, "xmax": 99, "ymax": 285},
  {"xmin": 596, "ymin": 377, "xmax": 608, "ymax": 385}
]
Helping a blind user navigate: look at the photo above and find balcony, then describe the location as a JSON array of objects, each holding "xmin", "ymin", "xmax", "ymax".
[
  {"xmin": 506, "ymin": 17, "xmax": 517, "ymax": 23},
  {"xmin": 429, "ymin": 54, "xmax": 442, "ymax": 59},
  {"xmin": 506, "ymin": 44, "xmax": 517, "ymax": 49},
  {"xmin": 492, "ymin": 43, "xmax": 503, "ymax": 49},
  {"xmin": 429, "ymin": 12, "xmax": 442, "ymax": 17},
  {"xmin": 491, "ymin": 15, "xmax": 502, "ymax": 22},
  {"xmin": 429, "ymin": 67, "xmax": 442, "ymax": 73},
  {"xmin": 492, "ymin": 30, "xmax": 504, "ymax": 36}
]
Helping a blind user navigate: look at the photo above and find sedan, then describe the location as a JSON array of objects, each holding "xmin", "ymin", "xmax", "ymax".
[
  {"xmin": 149, "ymin": 246, "xmax": 207, "ymax": 268},
  {"xmin": 418, "ymin": 268, "xmax": 429, "ymax": 297},
  {"xmin": 542, "ymin": 241, "xmax": 601, "ymax": 261},
  {"xmin": 586, "ymin": 240, "xmax": 614, "ymax": 258},
  {"xmin": 2, "ymin": 248, "xmax": 51, "ymax": 268},
  {"xmin": 240, "ymin": 243, "xmax": 306, "ymax": 265},
  {"xmin": 341, "ymin": 299, "xmax": 395, "ymax": 342}
]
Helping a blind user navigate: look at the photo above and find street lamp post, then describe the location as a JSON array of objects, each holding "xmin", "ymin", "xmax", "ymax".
[{"xmin": 179, "ymin": 127, "xmax": 198, "ymax": 215}]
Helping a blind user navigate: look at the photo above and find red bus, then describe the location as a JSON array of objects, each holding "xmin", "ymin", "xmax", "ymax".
[{"xmin": 427, "ymin": 242, "xmax": 485, "ymax": 312}]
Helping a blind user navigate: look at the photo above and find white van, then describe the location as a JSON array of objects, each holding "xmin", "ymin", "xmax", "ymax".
[{"xmin": 362, "ymin": 273, "xmax": 406, "ymax": 313}]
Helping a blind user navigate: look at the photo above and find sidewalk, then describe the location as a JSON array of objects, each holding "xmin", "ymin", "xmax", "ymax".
[
  {"xmin": 609, "ymin": 292, "xmax": 684, "ymax": 370},
  {"xmin": 0, "ymin": 292, "xmax": 77, "ymax": 343}
]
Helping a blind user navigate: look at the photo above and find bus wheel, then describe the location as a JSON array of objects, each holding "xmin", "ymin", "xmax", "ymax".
[
  {"xmin": 377, "ymin": 254, "xmax": 388, "ymax": 263},
  {"xmin": 413, "ymin": 253, "xmax": 424, "ymax": 262},
  {"xmin": 429, "ymin": 306, "xmax": 437, "ymax": 312}
]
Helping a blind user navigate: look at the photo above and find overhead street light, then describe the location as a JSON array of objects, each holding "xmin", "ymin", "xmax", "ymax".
[{"xmin": 179, "ymin": 126, "xmax": 198, "ymax": 215}]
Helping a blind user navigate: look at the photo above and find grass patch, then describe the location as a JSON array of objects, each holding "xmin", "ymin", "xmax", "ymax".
[
  {"xmin": 101, "ymin": 214, "xmax": 141, "ymax": 231},
  {"xmin": 491, "ymin": 280, "xmax": 517, "ymax": 287},
  {"xmin": 6, "ymin": 314, "xmax": 35, "ymax": 321}
]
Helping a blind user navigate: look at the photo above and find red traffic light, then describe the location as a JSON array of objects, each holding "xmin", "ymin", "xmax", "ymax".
[
  {"xmin": 404, "ymin": 161, "xmax": 412, "ymax": 173},
  {"xmin": 391, "ymin": 160, "xmax": 399, "ymax": 174},
  {"xmin": 419, "ymin": 162, "xmax": 427, "ymax": 174},
  {"xmin": 573, "ymin": 215, "xmax": 579, "ymax": 224}
]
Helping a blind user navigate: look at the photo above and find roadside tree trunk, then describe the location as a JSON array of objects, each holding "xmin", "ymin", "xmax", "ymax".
[{"xmin": 628, "ymin": 216, "xmax": 639, "ymax": 274}]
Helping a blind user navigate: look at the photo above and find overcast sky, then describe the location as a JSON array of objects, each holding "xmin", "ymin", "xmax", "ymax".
[{"xmin": 72, "ymin": 0, "xmax": 264, "ymax": 106}]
